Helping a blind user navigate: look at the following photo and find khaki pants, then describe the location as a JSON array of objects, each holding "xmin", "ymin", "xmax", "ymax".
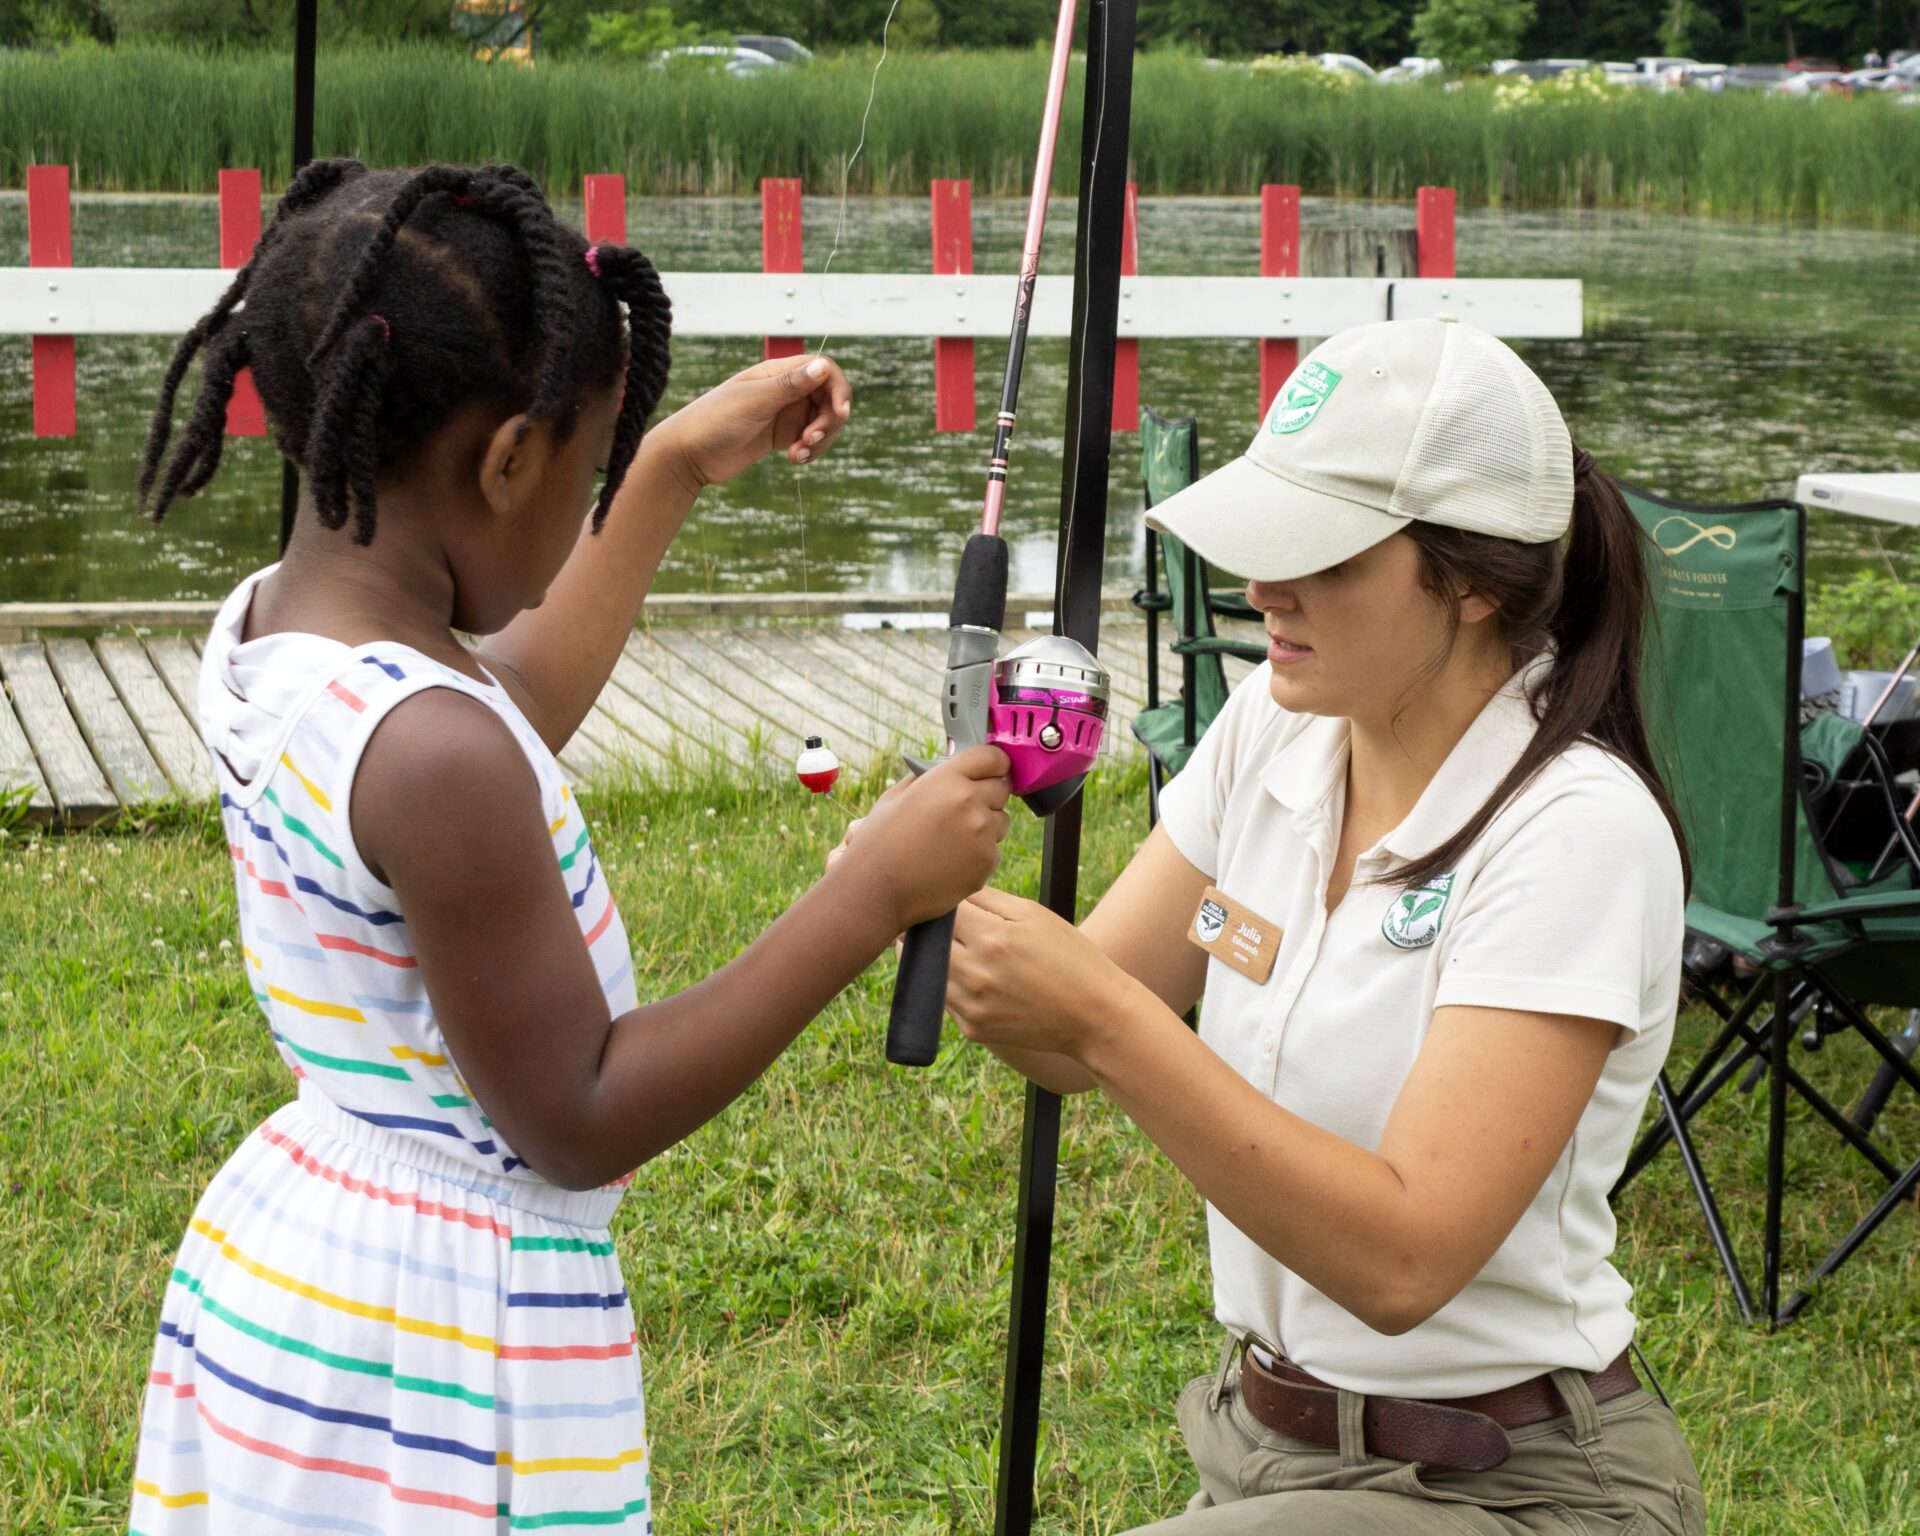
[{"xmin": 1128, "ymin": 1344, "xmax": 1707, "ymax": 1535}]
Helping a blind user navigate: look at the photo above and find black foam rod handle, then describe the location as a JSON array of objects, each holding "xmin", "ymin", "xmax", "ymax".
[
  {"xmin": 951, "ymin": 533, "xmax": 1010, "ymax": 631},
  {"xmin": 887, "ymin": 910, "xmax": 955, "ymax": 1067}
]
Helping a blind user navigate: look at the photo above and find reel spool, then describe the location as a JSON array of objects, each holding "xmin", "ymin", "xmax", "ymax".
[{"xmin": 988, "ymin": 635, "xmax": 1109, "ymax": 814}]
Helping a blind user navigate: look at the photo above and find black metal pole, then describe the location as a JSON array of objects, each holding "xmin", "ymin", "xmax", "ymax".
[
  {"xmin": 992, "ymin": 2, "xmax": 1136, "ymax": 1531},
  {"xmin": 280, "ymin": 0, "xmax": 318, "ymax": 553}
]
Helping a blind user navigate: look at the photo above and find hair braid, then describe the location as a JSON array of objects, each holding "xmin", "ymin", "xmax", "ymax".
[
  {"xmin": 144, "ymin": 327, "xmax": 252, "ymax": 519},
  {"xmin": 138, "ymin": 158, "xmax": 368, "ymax": 520},
  {"xmin": 466, "ymin": 171, "xmax": 579, "ymax": 422},
  {"xmin": 582, "ymin": 243, "xmax": 674, "ymax": 530},
  {"xmin": 307, "ymin": 165, "xmax": 477, "ymax": 362},
  {"xmin": 306, "ymin": 315, "xmax": 393, "ymax": 541}
]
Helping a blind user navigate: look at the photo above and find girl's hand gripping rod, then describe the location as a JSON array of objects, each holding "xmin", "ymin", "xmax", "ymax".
[{"xmin": 885, "ymin": 0, "xmax": 1109, "ymax": 1068}]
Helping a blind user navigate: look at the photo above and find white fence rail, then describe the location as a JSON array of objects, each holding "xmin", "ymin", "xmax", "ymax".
[{"xmin": 2, "ymin": 269, "xmax": 1583, "ymax": 340}]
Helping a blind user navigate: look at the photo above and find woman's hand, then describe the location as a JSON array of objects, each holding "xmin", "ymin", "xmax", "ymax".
[
  {"xmin": 653, "ymin": 353, "xmax": 852, "ymax": 493},
  {"xmin": 947, "ymin": 887, "xmax": 1134, "ymax": 1061},
  {"xmin": 832, "ymin": 747, "xmax": 1013, "ymax": 934}
]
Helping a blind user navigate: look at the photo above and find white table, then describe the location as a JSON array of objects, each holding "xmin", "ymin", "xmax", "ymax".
[{"xmin": 1794, "ymin": 473, "xmax": 1920, "ymax": 527}]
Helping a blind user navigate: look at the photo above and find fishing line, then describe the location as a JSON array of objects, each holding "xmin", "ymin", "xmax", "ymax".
[{"xmin": 788, "ymin": 0, "xmax": 902, "ymax": 798}]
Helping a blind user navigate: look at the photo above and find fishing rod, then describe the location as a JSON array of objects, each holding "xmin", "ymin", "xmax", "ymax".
[{"xmin": 884, "ymin": 0, "xmax": 1111, "ymax": 1069}]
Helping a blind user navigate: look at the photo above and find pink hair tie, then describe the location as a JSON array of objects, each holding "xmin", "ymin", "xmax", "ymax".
[
  {"xmin": 452, "ymin": 193, "xmax": 472, "ymax": 208},
  {"xmin": 372, "ymin": 314, "xmax": 391, "ymax": 344},
  {"xmin": 583, "ymin": 246, "xmax": 603, "ymax": 279}
]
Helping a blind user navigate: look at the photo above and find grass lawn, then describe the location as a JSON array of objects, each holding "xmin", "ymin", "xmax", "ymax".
[{"xmin": 2, "ymin": 762, "xmax": 1916, "ymax": 1533}]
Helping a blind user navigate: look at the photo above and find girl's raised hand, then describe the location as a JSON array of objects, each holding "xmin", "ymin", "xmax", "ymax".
[{"xmin": 655, "ymin": 353, "xmax": 852, "ymax": 492}]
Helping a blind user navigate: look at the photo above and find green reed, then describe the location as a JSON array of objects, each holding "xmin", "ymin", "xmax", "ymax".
[{"xmin": 3, "ymin": 45, "xmax": 1917, "ymax": 225}]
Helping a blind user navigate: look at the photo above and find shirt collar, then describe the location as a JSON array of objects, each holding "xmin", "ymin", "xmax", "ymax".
[
  {"xmin": 1253, "ymin": 653, "xmax": 1551, "ymax": 861},
  {"xmin": 1378, "ymin": 653, "xmax": 1551, "ymax": 866}
]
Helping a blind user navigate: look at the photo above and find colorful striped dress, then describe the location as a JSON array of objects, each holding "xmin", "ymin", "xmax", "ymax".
[{"xmin": 131, "ymin": 569, "xmax": 650, "ymax": 1535}]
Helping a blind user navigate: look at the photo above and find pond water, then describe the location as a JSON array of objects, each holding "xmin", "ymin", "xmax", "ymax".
[{"xmin": 3, "ymin": 193, "xmax": 1918, "ymax": 604}]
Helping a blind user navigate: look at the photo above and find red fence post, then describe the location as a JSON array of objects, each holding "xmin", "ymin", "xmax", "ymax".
[
  {"xmin": 1110, "ymin": 182, "xmax": 1140, "ymax": 434},
  {"xmin": 219, "ymin": 168, "xmax": 266, "ymax": 437},
  {"xmin": 761, "ymin": 177, "xmax": 804, "ymax": 361},
  {"xmin": 27, "ymin": 165, "xmax": 75, "ymax": 439},
  {"xmin": 930, "ymin": 178, "xmax": 976, "ymax": 433},
  {"xmin": 584, "ymin": 173, "xmax": 628, "ymax": 246},
  {"xmin": 1258, "ymin": 184, "xmax": 1301, "ymax": 421},
  {"xmin": 1416, "ymin": 186, "xmax": 1456, "ymax": 278}
]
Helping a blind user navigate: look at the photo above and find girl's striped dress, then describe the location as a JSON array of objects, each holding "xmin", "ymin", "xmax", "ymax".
[{"xmin": 131, "ymin": 568, "xmax": 650, "ymax": 1535}]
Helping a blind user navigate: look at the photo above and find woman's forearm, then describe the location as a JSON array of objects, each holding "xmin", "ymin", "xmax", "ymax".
[
  {"xmin": 480, "ymin": 426, "xmax": 699, "ymax": 750},
  {"xmin": 1080, "ymin": 977, "xmax": 1448, "ymax": 1335}
]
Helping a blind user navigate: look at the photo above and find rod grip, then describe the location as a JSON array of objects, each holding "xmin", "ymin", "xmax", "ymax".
[{"xmin": 887, "ymin": 910, "xmax": 955, "ymax": 1067}]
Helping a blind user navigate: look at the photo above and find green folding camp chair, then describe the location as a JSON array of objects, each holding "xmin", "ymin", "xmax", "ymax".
[
  {"xmin": 1612, "ymin": 484, "xmax": 1920, "ymax": 1324},
  {"xmin": 1131, "ymin": 407, "xmax": 1266, "ymax": 822}
]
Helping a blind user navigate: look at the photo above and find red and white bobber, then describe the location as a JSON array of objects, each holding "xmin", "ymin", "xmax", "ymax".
[{"xmin": 795, "ymin": 736, "xmax": 841, "ymax": 795}]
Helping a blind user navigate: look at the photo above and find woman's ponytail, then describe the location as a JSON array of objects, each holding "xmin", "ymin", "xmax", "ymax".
[{"xmin": 1391, "ymin": 447, "xmax": 1692, "ymax": 892}]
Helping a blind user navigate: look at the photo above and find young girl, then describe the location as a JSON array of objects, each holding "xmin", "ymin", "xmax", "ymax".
[
  {"xmin": 129, "ymin": 160, "xmax": 1011, "ymax": 1535},
  {"xmin": 926, "ymin": 320, "xmax": 1707, "ymax": 1533}
]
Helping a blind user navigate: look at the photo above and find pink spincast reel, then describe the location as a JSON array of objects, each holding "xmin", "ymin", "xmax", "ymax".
[{"xmin": 987, "ymin": 635, "xmax": 1110, "ymax": 814}]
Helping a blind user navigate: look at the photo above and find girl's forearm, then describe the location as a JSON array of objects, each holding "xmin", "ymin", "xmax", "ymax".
[
  {"xmin": 1080, "ymin": 978, "xmax": 1439, "ymax": 1335},
  {"xmin": 558, "ymin": 856, "xmax": 905, "ymax": 1187},
  {"xmin": 480, "ymin": 427, "xmax": 699, "ymax": 750}
]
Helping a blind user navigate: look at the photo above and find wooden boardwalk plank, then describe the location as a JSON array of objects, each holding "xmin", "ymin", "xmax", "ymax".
[
  {"xmin": 649, "ymin": 626, "xmax": 895, "ymax": 771},
  {"xmin": 146, "ymin": 636, "xmax": 204, "ymax": 727},
  {"xmin": 781, "ymin": 629, "xmax": 940, "ymax": 724},
  {"xmin": 94, "ymin": 637, "xmax": 217, "ymax": 799},
  {"xmin": 0, "ymin": 675, "xmax": 55, "ymax": 824},
  {"xmin": 0, "ymin": 645, "xmax": 115, "ymax": 823},
  {"xmin": 45, "ymin": 639, "xmax": 170, "ymax": 806},
  {"xmin": 614, "ymin": 638, "xmax": 761, "ymax": 767},
  {"xmin": 725, "ymin": 628, "xmax": 909, "ymax": 743}
]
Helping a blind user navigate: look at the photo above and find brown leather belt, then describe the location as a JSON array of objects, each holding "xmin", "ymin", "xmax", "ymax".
[{"xmin": 1237, "ymin": 1345, "xmax": 1641, "ymax": 1473}]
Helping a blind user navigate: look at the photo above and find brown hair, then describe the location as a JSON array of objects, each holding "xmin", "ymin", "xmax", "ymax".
[{"xmin": 1385, "ymin": 449, "xmax": 1691, "ymax": 892}]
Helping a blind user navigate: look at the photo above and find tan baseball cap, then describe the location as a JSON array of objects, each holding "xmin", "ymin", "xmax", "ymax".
[{"xmin": 1145, "ymin": 319, "xmax": 1574, "ymax": 582}]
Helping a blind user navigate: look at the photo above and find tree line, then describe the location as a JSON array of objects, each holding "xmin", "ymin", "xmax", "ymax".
[{"xmin": 7, "ymin": 0, "xmax": 1912, "ymax": 74}]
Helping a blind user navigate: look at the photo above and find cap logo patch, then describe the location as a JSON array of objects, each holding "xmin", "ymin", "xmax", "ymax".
[{"xmin": 1268, "ymin": 361, "xmax": 1343, "ymax": 435}]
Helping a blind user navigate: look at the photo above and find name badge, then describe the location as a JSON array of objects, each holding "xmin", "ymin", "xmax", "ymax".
[{"xmin": 1188, "ymin": 885, "xmax": 1281, "ymax": 984}]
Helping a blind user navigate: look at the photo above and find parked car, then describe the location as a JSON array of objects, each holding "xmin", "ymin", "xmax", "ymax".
[
  {"xmin": 1773, "ymin": 68, "xmax": 1849, "ymax": 95},
  {"xmin": 656, "ymin": 44, "xmax": 781, "ymax": 75},
  {"xmin": 1845, "ymin": 66, "xmax": 1917, "ymax": 93},
  {"xmin": 1511, "ymin": 57, "xmax": 1592, "ymax": 78},
  {"xmin": 1311, "ymin": 52, "xmax": 1377, "ymax": 79},
  {"xmin": 734, "ymin": 34, "xmax": 812, "ymax": 64},
  {"xmin": 1719, "ymin": 64, "xmax": 1788, "ymax": 90},
  {"xmin": 1377, "ymin": 55, "xmax": 1443, "ymax": 83},
  {"xmin": 1676, "ymin": 62, "xmax": 1731, "ymax": 88},
  {"xmin": 1600, "ymin": 61, "xmax": 1661, "ymax": 87},
  {"xmin": 1783, "ymin": 56, "xmax": 1843, "ymax": 72}
]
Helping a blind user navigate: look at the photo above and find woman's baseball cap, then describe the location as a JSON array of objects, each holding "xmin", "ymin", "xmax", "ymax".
[{"xmin": 1145, "ymin": 319, "xmax": 1574, "ymax": 582}]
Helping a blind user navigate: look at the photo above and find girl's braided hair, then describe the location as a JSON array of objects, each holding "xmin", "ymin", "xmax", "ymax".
[{"xmin": 138, "ymin": 160, "xmax": 672, "ymax": 545}]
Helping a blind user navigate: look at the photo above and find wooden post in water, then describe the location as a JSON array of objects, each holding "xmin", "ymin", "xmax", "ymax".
[
  {"xmin": 27, "ymin": 165, "xmax": 75, "ymax": 439},
  {"xmin": 930, "ymin": 178, "xmax": 976, "ymax": 432},
  {"xmin": 219, "ymin": 169, "xmax": 266, "ymax": 437},
  {"xmin": 1297, "ymin": 223, "xmax": 1417, "ymax": 359},
  {"xmin": 1257, "ymin": 184, "xmax": 1301, "ymax": 419},
  {"xmin": 583, "ymin": 174, "xmax": 627, "ymax": 246},
  {"xmin": 760, "ymin": 178, "xmax": 805, "ymax": 361}
]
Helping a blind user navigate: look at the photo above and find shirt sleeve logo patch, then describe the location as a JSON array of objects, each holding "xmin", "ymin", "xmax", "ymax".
[{"xmin": 1382, "ymin": 872, "xmax": 1455, "ymax": 950}]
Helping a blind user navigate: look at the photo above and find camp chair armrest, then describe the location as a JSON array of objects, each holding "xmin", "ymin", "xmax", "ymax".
[
  {"xmin": 1131, "ymin": 588, "xmax": 1174, "ymax": 614},
  {"xmin": 1775, "ymin": 892, "xmax": 1920, "ymax": 925},
  {"xmin": 1171, "ymin": 636, "xmax": 1269, "ymax": 661}
]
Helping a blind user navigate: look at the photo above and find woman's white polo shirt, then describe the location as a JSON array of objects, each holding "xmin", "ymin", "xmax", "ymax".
[{"xmin": 1156, "ymin": 659, "xmax": 1684, "ymax": 1398}]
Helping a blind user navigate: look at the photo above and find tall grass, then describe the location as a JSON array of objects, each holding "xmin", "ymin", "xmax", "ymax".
[{"xmin": 4, "ymin": 45, "xmax": 1918, "ymax": 224}]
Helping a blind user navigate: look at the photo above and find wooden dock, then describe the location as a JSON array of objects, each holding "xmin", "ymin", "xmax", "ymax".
[{"xmin": 0, "ymin": 601, "xmax": 1258, "ymax": 827}]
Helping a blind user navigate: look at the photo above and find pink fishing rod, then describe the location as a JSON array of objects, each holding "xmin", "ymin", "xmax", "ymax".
[{"xmin": 980, "ymin": 0, "xmax": 1081, "ymax": 539}]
